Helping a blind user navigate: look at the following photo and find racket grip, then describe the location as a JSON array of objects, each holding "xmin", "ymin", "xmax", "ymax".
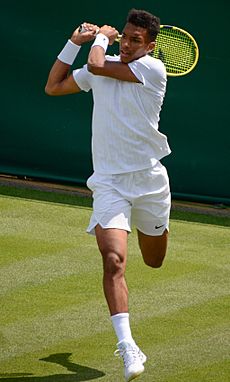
[
  {"xmin": 79, "ymin": 24, "xmax": 100, "ymax": 35},
  {"xmin": 79, "ymin": 24, "xmax": 88, "ymax": 33},
  {"xmin": 115, "ymin": 34, "xmax": 122, "ymax": 42}
]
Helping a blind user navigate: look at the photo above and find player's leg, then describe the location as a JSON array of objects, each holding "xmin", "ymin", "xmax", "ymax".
[
  {"xmin": 95, "ymin": 224, "xmax": 128, "ymax": 315},
  {"xmin": 95, "ymin": 224, "xmax": 137, "ymax": 343},
  {"xmin": 86, "ymin": 170, "xmax": 146, "ymax": 381},
  {"xmin": 137, "ymin": 229, "xmax": 168, "ymax": 268},
  {"xmin": 95, "ymin": 224, "xmax": 146, "ymax": 381}
]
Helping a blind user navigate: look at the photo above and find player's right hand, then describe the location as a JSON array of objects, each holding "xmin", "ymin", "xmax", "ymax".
[{"xmin": 99, "ymin": 25, "xmax": 119, "ymax": 45}]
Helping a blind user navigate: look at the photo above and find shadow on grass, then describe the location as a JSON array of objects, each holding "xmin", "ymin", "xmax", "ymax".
[
  {"xmin": 170, "ymin": 209, "xmax": 230, "ymax": 227},
  {"xmin": 0, "ymin": 353, "xmax": 105, "ymax": 381},
  {"xmin": 0, "ymin": 184, "xmax": 92, "ymax": 208}
]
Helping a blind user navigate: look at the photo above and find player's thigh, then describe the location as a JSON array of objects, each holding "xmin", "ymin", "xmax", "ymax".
[
  {"xmin": 95, "ymin": 225, "xmax": 129, "ymax": 272},
  {"xmin": 95, "ymin": 225, "xmax": 128, "ymax": 256}
]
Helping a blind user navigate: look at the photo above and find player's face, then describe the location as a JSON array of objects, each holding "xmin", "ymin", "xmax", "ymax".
[{"xmin": 120, "ymin": 23, "xmax": 155, "ymax": 63}]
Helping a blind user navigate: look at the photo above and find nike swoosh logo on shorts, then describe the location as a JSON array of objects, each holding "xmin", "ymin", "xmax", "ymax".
[{"xmin": 155, "ymin": 224, "xmax": 165, "ymax": 229}]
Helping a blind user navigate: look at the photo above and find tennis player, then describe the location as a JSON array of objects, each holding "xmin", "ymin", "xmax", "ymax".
[{"xmin": 45, "ymin": 8, "xmax": 171, "ymax": 381}]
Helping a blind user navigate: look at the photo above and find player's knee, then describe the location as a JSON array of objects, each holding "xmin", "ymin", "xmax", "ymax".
[
  {"xmin": 102, "ymin": 252, "xmax": 125, "ymax": 276},
  {"xmin": 144, "ymin": 257, "xmax": 163, "ymax": 268},
  {"xmin": 142, "ymin": 251, "xmax": 165, "ymax": 268}
]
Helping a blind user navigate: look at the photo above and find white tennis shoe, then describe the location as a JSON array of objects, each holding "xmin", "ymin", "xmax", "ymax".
[{"xmin": 114, "ymin": 340, "xmax": 147, "ymax": 381}]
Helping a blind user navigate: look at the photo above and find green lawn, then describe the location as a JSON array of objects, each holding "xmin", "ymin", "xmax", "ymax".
[{"xmin": 0, "ymin": 185, "xmax": 229, "ymax": 381}]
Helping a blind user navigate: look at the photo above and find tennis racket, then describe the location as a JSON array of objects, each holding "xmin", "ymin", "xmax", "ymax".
[{"xmin": 116, "ymin": 25, "xmax": 199, "ymax": 77}]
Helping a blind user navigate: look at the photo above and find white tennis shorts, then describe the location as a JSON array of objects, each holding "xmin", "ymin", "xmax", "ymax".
[{"xmin": 86, "ymin": 161, "xmax": 171, "ymax": 236}]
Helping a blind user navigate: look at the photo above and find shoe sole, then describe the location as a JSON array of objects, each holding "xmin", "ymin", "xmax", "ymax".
[{"xmin": 127, "ymin": 367, "xmax": 145, "ymax": 382}]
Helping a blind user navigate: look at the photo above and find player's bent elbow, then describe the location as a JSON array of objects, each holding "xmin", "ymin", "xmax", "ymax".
[
  {"xmin": 45, "ymin": 84, "xmax": 53, "ymax": 95},
  {"xmin": 45, "ymin": 84, "xmax": 59, "ymax": 96},
  {"xmin": 87, "ymin": 62, "xmax": 104, "ymax": 75},
  {"xmin": 87, "ymin": 63, "xmax": 96, "ymax": 74}
]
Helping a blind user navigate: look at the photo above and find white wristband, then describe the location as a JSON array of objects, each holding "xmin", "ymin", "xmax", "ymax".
[
  {"xmin": 57, "ymin": 39, "xmax": 81, "ymax": 65},
  {"xmin": 91, "ymin": 33, "xmax": 109, "ymax": 52}
]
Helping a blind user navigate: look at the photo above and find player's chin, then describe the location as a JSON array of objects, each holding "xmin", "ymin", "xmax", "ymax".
[{"xmin": 120, "ymin": 52, "xmax": 133, "ymax": 63}]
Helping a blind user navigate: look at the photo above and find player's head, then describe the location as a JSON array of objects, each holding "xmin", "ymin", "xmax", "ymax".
[
  {"xmin": 127, "ymin": 9, "xmax": 160, "ymax": 41},
  {"xmin": 120, "ymin": 9, "xmax": 160, "ymax": 63}
]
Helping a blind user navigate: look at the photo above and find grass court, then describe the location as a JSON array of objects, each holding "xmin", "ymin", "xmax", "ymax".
[{"xmin": 0, "ymin": 184, "xmax": 229, "ymax": 381}]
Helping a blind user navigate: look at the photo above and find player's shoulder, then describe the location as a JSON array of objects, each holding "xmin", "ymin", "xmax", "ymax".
[
  {"xmin": 139, "ymin": 56, "xmax": 167, "ymax": 82},
  {"xmin": 137, "ymin": 54, "xmax": 165, "ymax": 71}
]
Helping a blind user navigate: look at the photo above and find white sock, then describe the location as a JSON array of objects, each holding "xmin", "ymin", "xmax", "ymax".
[{"xmin": 111, "ymin": 313, "xmax": 135, "ymax": 345}]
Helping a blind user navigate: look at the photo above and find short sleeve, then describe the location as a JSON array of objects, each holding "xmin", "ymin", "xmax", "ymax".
[
  {"xmin": 128, "ymin": 56, "xmax": 167, "ymax": 92},
  {"xmin": 72, "ymin": 64, "xmax": 92, "ymax": 92}
]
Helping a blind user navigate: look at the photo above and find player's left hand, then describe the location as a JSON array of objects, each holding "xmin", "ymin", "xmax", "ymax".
[{"xmin": 71, "ymin": 22, "xmax": 99, "ymax": 45}]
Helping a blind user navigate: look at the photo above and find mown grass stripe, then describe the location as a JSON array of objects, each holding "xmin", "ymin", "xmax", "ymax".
[{"xmin": 0, "ymin": 247, "xmax": 101, "ymax": 295}]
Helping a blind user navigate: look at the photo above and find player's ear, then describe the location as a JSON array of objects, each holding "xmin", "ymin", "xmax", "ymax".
[{"xmin": 147, "ymin": 41, "xmax": 155, "ymax": 53}]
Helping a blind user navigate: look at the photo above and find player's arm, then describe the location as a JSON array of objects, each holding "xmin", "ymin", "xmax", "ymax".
[
  {"xmin": 87, "ymin": 25, "xmax": 140, "ymax": 83},
  {"xmin": 45, "ymin": 23, "xmax": 98, "ymax": 96},
  {"xmin": 45, "ymin": 60, "xmax": 80, "ymax": 96}
]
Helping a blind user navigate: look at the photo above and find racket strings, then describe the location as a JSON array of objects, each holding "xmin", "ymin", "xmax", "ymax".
[{"xmin": 153, "ymin": 29, "xmax": 197, "ymax": 74}]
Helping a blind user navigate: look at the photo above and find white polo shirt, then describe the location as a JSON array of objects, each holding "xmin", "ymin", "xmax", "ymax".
[{"xmin": 73, "ymin": 54, "xmax": 171, "ymax": 174}]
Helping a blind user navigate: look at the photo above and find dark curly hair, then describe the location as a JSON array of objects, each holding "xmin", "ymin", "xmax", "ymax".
[{"xmin": 127, "ymin": 8, "xmax": 160, "ymax": 41}]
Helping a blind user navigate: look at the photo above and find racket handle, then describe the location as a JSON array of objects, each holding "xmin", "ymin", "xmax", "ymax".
[
  {"xmin": 115, "ymin": 34, "xmax": 122, "ymax": 42},
  {"xmin": 79, "ymin": 24, "xmax": 100, "ymax": 34},
  {"xmin": 78, "ymin": 24, "xmax": 87, "ymax": 33}
]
